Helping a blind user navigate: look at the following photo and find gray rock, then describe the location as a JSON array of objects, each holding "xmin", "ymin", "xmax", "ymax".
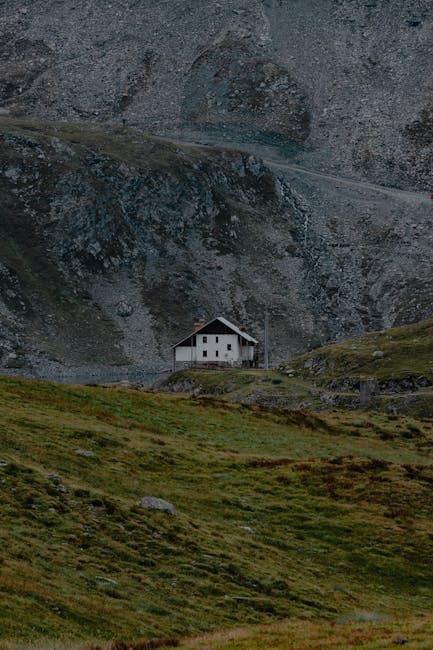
[
  {"xmin": 140, "ymin": 496, "xmax": 176, "ymax": 516},
  {"xmin": 75, "ymin": 449, "xmax": 95, "ymax": 458},
  {"xmin": 116, "ymin": 300, "xmax": 134, "ymax": 318},
  {"xmin": 240, "ymin": 526, "xmax": 255, "ymax": 533},
  {"xmin": 48, "ymin": 473, "xmax": 67, "ymax": 492},
  {"xmin": 372, "ymin": 351, "xmax": 385, "ymax": 358},
  {"xmin": 95, "ymin": 575, "xmax": 118, "ymax": 585}
]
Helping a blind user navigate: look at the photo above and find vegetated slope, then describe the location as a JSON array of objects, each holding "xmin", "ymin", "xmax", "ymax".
[
  {"xmin": 284, "ymin": 318, "xmax": 433, "ymax": 388},
  {"xmin": 4, "ymin": 616, "xmax": 433, "ymax": 650},
  {"xmin": 183, "ymin": 616, "xmax": 433, "ymax": 650},
  {"xmin": 165, "ymin": 318, "xmax": 433, "ymax": 416},
  {"xmin": 1, "ymin": 1, "xmax": 433, "ymax": 190},
  {"xmin": 2, "ymin": 377, "xmax": 433, "ymax": 642}
]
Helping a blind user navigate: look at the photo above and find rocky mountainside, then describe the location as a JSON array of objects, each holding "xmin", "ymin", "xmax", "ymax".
[
  {"xmin": 1, "ymin": 0, "xmax": 433, "ymax": 189},
  {"xmin": 1, "ymin": 119, "xmax": 432, "ymax": 380},
  {"xmin": 0, "ymin": 2, "xmax": 433, "ymax": 379},
  {"xmin": 0, "ymin": 120, "xmax": 315, "ymax": 379}
]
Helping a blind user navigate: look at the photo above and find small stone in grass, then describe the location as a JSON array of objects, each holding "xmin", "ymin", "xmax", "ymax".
[
  {"xmin": 75, "ymin": 449, "xmax": 95, "ymax": 458},
  {"xmin": 140, "ymin": 496, "xmax": 176, "ymax": 516}
]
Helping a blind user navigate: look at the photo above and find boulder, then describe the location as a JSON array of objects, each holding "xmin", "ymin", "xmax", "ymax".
[{"xmin": 140, "ymin": 496, "xmax": 176, "ymax": 516}]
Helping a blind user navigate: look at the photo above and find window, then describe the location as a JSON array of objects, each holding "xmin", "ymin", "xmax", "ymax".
[
  {"xmin": 203, "ymin": 336, "xmax": 207, "ymax": 343},
  {"xmin": 203, "ymin": 350, "xmax": 207, "ymax": 358},
  {"xmin": 216, "ymin": 351, "xmax": 219, "ymax": 358},
  {"xmin": 227, "ymin": 344, "xmax": 232, "ymax": 351},
  {"xmin": 215, "ymin": 336, "xmax": 219, "ymax": 343}
]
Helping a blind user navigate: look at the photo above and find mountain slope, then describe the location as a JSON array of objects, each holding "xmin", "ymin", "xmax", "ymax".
[
  {"xmin": 0, "ymin": 118, "xmax": 315, "ymax": 379},
  {"xmin": 3, "ymin": 376, "xmax": 433, "ymax": 642},
  {"xmin": 285, "ymin": 317, "xmax": 433, "ymax": 387},
  {"xmin": 2, "ymin": 118, "xmax": 433, "ymax": 380},
  {"xmin": 1, "ymin": 0, "xmax": 433, "ymax": 189}
]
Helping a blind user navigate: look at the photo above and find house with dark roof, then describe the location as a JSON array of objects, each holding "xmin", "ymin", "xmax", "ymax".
[{"xmin": 172, "ymin": 317, "xmax": 258, "ymax": 370}]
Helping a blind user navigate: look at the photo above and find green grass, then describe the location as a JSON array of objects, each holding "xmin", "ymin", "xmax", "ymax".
[
  {"xmin": 181, "ymin": 615, "xmax": 433, "ymax": 649},
  {"xmin": 2, "ymin": 376, "xmax": 433, "ymax": 643},
  {"xmin": 281, "ymin": 318, "xmax": 433, "ymax": 386},
  {"xmin": 165, "ymin": 319, "xmax": 433, "ymax": 417},
  {"xmin": 163, "ymin": 369, "xmax": 322, "ymax": 409}
]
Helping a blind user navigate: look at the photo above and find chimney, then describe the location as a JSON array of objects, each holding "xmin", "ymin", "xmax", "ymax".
[{"xmin": 194, "ymin": 319, "xmax": 206, "ymax": 332}]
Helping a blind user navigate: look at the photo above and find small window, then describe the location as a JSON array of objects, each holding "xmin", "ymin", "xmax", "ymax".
[
  {"xmin": 203, "ymin": 336, "xmax": 207, "ymax": 343},
  {"xmin": 216, "ymin": 350, "xmax": 219, "ymax": 358},
  {"xmin": 215, "ymin": 336, "xmax": 219, "ymax": 343},
  {"xmin": 227, "ymin": 344, "xmax": 232, "ymax": 351},
  {"xmin": 203, "ymin": 350, "xmax": 207, "ymax": 358}
]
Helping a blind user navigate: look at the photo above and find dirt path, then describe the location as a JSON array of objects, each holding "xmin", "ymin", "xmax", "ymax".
[
  {"xmin": 268, "ymin": 161, "xmax": 432, "ymax": 206},
  {"xmin": 157, "ymin": 134, "xmax": 432, "ymax": 206}
]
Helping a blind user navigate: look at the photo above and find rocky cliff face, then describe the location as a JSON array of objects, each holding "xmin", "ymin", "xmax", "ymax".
[
  {"xmin": 1, "ymin": 120, "xmax": 432, "ymax": 380},
  {"xmin": 1, "ymin": 0, "xmax": 432, "ymax": 189},
  {"xmin": 0, "ymin": 121, "xmax": 316, "ymax": 379},
  {"xmin": 0, "ymin": 1, "xmax": 433, "ymax": 379}
]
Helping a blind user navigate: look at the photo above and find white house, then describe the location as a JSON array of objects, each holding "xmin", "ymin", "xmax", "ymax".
[{"xmin": 172, "ymin": 317, "xmax": 258, "ymax": 370}]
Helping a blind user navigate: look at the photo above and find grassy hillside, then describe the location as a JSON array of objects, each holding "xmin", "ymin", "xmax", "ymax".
[
  {"xmin": 183, "ymin": 616, "xmax": 433, "ymax": 649},
  {"xmin": 282, "ymin": 318, "xmax": 433, "ymax": 386},
  {"xmin": 2, "ymin": 377, "xmax": 433, "ymax": 644},
  {"xmin": 166, "ymin": 319, "xmax": 433, "ymax": 415},
  {"xmin": 2, "ymin": 615, "xmax": 433, "ymax": 649},
  {"xmin": 161, "ymin": 368, "xmax": 322, "ymax": 409}
]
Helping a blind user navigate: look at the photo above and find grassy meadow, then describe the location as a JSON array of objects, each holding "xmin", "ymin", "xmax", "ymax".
[
  {"xmin": 1, "ymin": 375, "xmax": 433, "ymax": 646},
  {"xmin": 282, "ymin": 318, "xmax": 433, "ymax": 386}
]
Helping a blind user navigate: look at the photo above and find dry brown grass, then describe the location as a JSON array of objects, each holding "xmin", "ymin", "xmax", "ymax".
[{"xmin": 182, "ymin": 616, "xmax": 433, "ymax": 649}]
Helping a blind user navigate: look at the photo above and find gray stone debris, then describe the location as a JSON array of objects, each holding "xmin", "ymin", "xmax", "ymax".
[
  {"xmin": 75, "ymin": 449, "xmax": 95, "ymax": 458},
  {"xmin": 95, "ymin": 575, "xmax": 118, "ymax": 585},
  {"xmin": 372, "ymin": 351, "xmax": 385, "ymax": 358},
  {"xmin": 47, "ymin": 473, "xmax": 67, "ymax": 493},
  {"xmin": 140, "ymin": 496, "xmax": 176, "ymax": 516}
]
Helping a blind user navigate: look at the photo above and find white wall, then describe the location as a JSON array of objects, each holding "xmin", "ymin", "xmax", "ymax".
[
  {"xmin": 196, "ymin": 333, "xmax": 240, "ymax": 363},
  {"xmin": 175, "ymin": 334, "xmax": 255, "ymax": 365},
  {"xmin": 175, "ymin": 345, "xmax": 197, "ymax": 363}
]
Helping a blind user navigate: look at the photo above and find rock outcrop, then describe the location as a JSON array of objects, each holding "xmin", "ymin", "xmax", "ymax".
[
  {"xmin": 1, "ymin": 1, "xmax": 432, "ymax": 189},
  {"xmin": 1, "ymin": 120, "xmax": 433, "ymax": 380}
]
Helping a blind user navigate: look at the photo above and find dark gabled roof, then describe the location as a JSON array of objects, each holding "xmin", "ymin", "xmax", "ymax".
[{"xmin": 172, "ymin": 317, "xmax": 258, "ymax": 348}]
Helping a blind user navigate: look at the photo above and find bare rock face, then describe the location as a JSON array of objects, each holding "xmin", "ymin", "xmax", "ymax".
[
  {"xmin": 0, "ymin": 122, "xmax": 318, "ymax": 380},
  {"xmin": 0, "ymin": 0, "xmax": 432, "ymax": 189},
  {"xmin": 0, "ymin": 29, "xmax": 54, "ymax": 113},
  {"xmin": 183, "ymin": 39, "xmax": 310, "ymax": 143}
]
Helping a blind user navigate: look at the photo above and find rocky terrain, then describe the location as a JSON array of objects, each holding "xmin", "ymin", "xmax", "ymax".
[
  {"xmin": 2, "ymin": 119, "xmax": 433, "ymax": 380},
  {"xmin": 0, "ymin": 120, "xmax": 318, "ymax": 379},
  {"xmin": 0, "ymin": 2, "xmax": 433, "ymax": 378},
  {"xmin": 2, "ymin": 0, "xmax": 433, "ymax": 188}
]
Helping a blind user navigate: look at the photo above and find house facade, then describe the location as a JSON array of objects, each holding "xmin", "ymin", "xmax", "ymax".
[{"xmin": 172, "ymin": 317, "xmax": 258, "ymax": 370}]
